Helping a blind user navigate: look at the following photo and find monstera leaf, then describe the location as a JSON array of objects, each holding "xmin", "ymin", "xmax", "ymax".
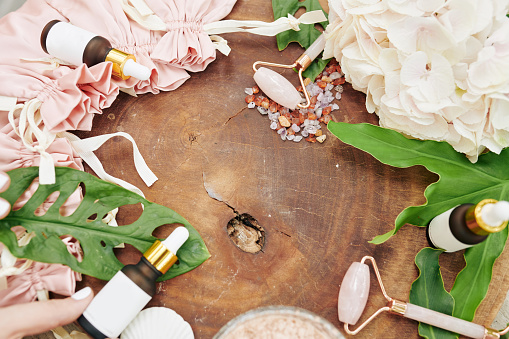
[
  {"xmin": 0, "ymin": 167, "xmax": 210, "ymax": 281},
  {"xmin": 272, "ymin": 0, "xmax": 330, "ymax": 80}
]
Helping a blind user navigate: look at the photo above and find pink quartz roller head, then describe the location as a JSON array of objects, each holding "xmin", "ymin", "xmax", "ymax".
[
  {"xmin": 337, "ymin": 262, "xmax": 370, "ymax": 325},
  {"xmin": 252, "ymin": 34, "xmax": 326, "ymax": 110},
  {"xmin": 338, "ymin": 256, "xmax": 509, "ymax": 338}
]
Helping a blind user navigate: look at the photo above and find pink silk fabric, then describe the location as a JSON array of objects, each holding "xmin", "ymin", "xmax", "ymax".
[{"xmin": 0, "ymin": 234, "xmax": 83, "ymax": 307}]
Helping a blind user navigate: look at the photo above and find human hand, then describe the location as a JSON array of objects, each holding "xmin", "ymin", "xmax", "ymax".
[{"xmin": 0, "ymin": 287, "xmax": 94, "ymax": 339}]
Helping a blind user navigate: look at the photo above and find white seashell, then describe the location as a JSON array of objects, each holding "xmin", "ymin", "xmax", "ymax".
[{"xmin": 121, "ymin": 307, "xmax": 194, "ymax": 339}]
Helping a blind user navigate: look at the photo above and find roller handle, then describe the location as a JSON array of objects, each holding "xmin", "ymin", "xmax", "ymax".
[
  {"xmin": 303, "ymin": 34, "xmax": 326, "ymax": 62},
  {"xmin": 404, "ymin": 303, "xmax": 486, "ymax": 339}
]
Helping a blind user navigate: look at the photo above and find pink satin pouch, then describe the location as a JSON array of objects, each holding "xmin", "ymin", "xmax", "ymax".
[
  {"xmin": 0, "ymin": 120, "xmax": 83, "ymax": 172},
  {"xmin": 143, "ymin": 0, "xmax": 237, "ymax": 72}
]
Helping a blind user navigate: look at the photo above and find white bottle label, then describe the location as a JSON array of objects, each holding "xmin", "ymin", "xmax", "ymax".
[
  {"xmin": 45, "ymin": 21, "xmax": 96, "ymax": 66},
  {"xmin": 82, "ymin": 271, "xmax": 152, "ymax": 338},
  {"xmin": 428, "ymin": 206, "xmax": 472, "ymax": 253}
]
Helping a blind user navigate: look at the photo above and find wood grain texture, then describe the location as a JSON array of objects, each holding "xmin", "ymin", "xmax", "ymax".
[{"xmin": 27, "ymin": 0, "xmax": 509, "ymax": 338}]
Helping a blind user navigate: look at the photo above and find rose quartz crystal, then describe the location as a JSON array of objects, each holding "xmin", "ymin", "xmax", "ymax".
[
  {"xmin": 253, "ymin": 67, "xmax": 302, "ymax": 109},
  {"xmin": 337, "ymin": 262, "xmax": 370, "ymax": 325}
]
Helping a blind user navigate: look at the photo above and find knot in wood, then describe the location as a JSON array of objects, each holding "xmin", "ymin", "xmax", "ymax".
[{"xmin": 227, "ymin": 213, "xmax": 265, "ymax": 253}]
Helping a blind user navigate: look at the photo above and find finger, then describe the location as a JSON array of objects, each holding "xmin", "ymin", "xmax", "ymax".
[
  {"xmin": 0, "ymin": 287, "xmax": 94, "ymax": 339},
  {"xmin": 0, "ymin": 172, "xmax": 11, "ymax": 219},
  {"xmin": 0, "ymin": 171, "xmax": 10, "ymax": 192},
  {"xmin": 0, "ymin": 198, "xmax": 10, "ymax": 219}
]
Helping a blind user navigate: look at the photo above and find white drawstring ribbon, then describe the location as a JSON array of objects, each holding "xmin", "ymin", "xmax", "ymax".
[
  {"xmin": 119, "ymin": 87, "xmax": 138, "ymax": 97},
  {"xmin": 8, "ymin": 99, "xmax": 57, "ymax": 185},
  {"xmin": 202, "ymin": 10, "xmax": 327, "ymax": 36},
  {"xmin": 60, "ymin": 132, "xmax": 158, "ymax": 198},
  {"xmin": 20, "ymin": 57, "xmax": 74, "ymax": 71},
  {"xmin": 210, "ymin": 35, "xmax": 231, "ymax": 56},
  {"xmin": 119, "ymin": 0, "xmax": 166, "ymax": 31}
]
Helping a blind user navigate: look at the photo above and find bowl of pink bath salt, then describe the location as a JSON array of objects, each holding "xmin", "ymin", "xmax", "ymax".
[{"xmin": 213, "ymin": 306, "xmax": 345, "ymax": 339}]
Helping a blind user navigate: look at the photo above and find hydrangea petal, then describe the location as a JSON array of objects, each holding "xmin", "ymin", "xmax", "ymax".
[
  {"xmin": 387, "ymin": 16, "xmax": 456, "ymax": 54},
  {"xmin": 437, "ymin": 0, "xmax": 476, "ymax": 42},
  {"xmin": 386, "ymin": 0, "xmax": 423, "ymax": 16}
]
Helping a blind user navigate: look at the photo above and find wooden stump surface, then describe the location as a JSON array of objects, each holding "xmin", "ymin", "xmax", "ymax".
[{"xmin": 30, "ymin": 0, "xmax": 509, "ymax": 338}]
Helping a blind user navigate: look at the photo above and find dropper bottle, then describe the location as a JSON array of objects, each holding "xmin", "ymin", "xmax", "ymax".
[
  {"xmin": 41, "ymin": 20, "xmax": 150, "ymax": 81},
  {"xmin": 427, "ymin": 199, "xmax": 509, "ymax": 252},
  {"xmin": 78, "ymin": 227, "xmax": 189, "ymax": 339}
]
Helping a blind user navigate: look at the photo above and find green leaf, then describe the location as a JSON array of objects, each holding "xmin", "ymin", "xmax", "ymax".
[
  {"xmin": 0, "ymin": 167, "xmax": 210, "ymax": 281},
  {"xmin": 272, "ymin": 0, "xmax": 329, "ymax": 80},
  {"xmin": 408, "ymin": 235, "xmax": 508, "ymax": 338},
  {"xmin": 327, "ymin": 122, "xmax": 509, "ymax": 244},
  {"xmin": 410, "ymin": 248, "xmax": 457, "ymax": 339},
  {"xmin": 450, "ymin": 229, "xmax": 508, "ymax": 321}
]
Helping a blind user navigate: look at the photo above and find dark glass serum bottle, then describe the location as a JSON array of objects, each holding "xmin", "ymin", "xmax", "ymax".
[
  {"xmin": 41, "ymin": 20, "xmax": 150, "ymax": 80},
  {"xmin": 427, "ymin": 199, "xmax": 509, "ymax": 252},
  {"xmin": 78, "ymin": 227, "xmax": 189, "ymax": 339}
]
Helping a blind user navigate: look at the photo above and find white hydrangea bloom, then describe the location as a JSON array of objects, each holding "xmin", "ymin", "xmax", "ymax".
[{"xmin": 325, "ymin": 0, "xmax": 509, "ymax": 162}]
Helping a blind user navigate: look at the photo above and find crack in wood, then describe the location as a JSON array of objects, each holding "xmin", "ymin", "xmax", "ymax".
[{"xmin": 224, "ymin": 106, "xmax": 248, "ymax": 125}]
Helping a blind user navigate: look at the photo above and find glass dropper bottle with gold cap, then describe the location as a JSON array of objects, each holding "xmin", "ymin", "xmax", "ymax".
[
  {"xmin": 427, "ymin": 199, "xmax": 509, "ymax": 252},
  {"xmin": 78, "ymin": 227, "xmax": 189, "ymax": 339},
  {"xmin": 41, "ymin": 20, "xmax": 150, "ymax": 81}
]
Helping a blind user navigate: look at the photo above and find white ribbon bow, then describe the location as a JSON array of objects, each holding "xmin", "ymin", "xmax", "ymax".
[{"xmin": 8, "ymin": 99, "xmax": 57, "ymax": 185}]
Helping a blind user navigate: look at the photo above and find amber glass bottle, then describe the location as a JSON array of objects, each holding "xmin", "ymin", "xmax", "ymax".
[
  {"xmin": 427, "ymin": 199, "xmax": 509, "ymax": 252},
  {"xmin": 41, "ymin": 20, "xmax": 150, "ymax": 80}
]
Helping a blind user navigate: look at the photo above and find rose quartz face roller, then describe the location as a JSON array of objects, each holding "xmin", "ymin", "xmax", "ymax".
[
  {"xmin": 252, "ymin": 34, "xmax": 326, "ymax": 110},
  {"xmin": 338, "ymin": 256, "xmax": 509, "ymax": 339}
]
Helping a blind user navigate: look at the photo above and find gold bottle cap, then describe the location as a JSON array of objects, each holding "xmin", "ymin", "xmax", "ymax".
[
  {"xmin": 143, "ymin": 240, "xmax": 178, "ymax": 274},
  {"xmin": 466, "ymin": 199, "xmax": 509, "ymax": 235},
  {"xmin": 105, "ymin": 49, "xmax": 136, "ymax": 80}
]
